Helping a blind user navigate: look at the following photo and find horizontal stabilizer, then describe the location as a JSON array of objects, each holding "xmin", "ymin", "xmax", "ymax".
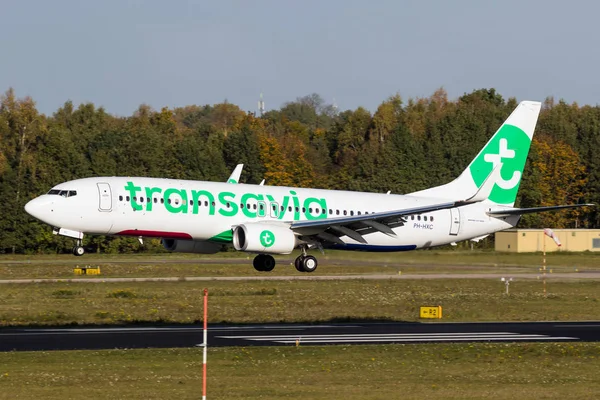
[{"xmin": 488, "ymin": 204, "xmax": 595, "ymax": 217}]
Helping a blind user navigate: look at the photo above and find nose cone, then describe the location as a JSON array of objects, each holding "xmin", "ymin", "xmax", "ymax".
[{"xmin": 25, "ymin": 197, "xmax": 49, "ymax": 221}]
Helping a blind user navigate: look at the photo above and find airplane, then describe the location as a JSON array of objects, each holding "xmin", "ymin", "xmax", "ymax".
[{"xmin": 24, "ymin": 101, "xmax": 593, "ymax": 272}]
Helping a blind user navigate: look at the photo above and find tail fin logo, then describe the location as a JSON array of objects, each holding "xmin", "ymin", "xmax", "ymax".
[
  {"xmin": 469, "ymin": 124, "xmax": 531, "ymax": 204},
  {"xmin": 483, "ymin": 138, "xmax": 521, "ymax": 190}
]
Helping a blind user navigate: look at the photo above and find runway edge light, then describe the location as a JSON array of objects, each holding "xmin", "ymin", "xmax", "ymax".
[{"xmin": 419, "ymin": 306, "xmax": 442, "ymax": 319}]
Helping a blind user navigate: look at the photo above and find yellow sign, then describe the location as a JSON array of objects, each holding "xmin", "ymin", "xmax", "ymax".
[
  {"xmin": 420, "ymin": 306, "xmax": 442, "ymax": 319},
  {"xmin": 74, "ymin": 266, "xmax": 101, "ymax": 275}
]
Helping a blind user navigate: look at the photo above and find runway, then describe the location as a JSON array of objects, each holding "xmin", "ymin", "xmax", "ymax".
[
  {"xmin": 2, "ymin": 272, "xmax": 599, "ymax": 284},
  {"xmin": 1, "ymin": 321, "xmax": 599, "ymax": 352}
]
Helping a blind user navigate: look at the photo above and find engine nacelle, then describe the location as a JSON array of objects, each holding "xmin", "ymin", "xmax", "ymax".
[
  {"xmin": 162, "ymin": 239, "xmax": 221, "ymax": 254},
  {"xmin": 232, "ymin": 224, "xmax": 297, "ymax": 254}
]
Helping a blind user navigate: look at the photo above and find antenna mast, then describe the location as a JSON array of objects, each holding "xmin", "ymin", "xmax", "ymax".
[{"xmin": 258, "ymin": 93, "xmax": 265, "ymax": 116}]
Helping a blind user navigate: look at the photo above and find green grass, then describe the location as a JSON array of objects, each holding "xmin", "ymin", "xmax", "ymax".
[
  {"xmin": 1, "ymin": 279, "xmax": 600, "ymax": 326},
  {"xmin": 0, "ymin": 249, "xmax": 598, "ymax": 279},
  {"xmin": 0, "ymin": 343, "xmax": 599, "ymax": 399}
]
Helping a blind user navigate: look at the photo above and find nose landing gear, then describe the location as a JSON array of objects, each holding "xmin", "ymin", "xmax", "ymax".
[{"xmin": 72, "ymin": 239, "xmax": 85, "ymax": 256}]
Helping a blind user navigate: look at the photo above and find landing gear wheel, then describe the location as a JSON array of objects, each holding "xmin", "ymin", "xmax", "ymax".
[
  {"xmin": 253, "ymin": 254, "xmax": 276, "ymax": 272},
  {"xmin": 262, "ymin": 255, "xmax": 275, "ymax": 272},
  {"xmin": 72, "ymin": 246, "xmax": 85, "ymax": 257},
  {"xmin": 301, "ymin": 255, "xmax": 318, "ymax": 273},
  {"xmin": 294, "ymin": 255, "xmax": 305, "ymax": 272}
]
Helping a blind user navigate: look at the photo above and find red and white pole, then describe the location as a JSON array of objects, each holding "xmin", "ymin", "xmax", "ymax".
[{"xmin": 203, "ymin": 288, "xmax": 208, "ymax": 400}]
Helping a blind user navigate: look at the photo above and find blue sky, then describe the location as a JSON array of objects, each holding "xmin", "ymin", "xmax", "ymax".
[{"xmin": 1, "ymin": 0, "xmax": 598, "ymax": 115}]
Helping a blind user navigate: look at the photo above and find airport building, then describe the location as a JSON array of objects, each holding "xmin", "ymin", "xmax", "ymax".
[{"xmin": 495, "ymin": 229, "xmax": 600, "ymax": 252}]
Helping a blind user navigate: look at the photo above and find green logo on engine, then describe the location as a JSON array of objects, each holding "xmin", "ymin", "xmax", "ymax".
[
  {"xmin": 260, "ymin": 230, "xmax": 275, "ymax": 248},
  {"xmin": 469, "ymin": 124, "xmax": 531, "ymax": 204}
]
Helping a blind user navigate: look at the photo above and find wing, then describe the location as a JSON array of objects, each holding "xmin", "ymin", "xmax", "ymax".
[
  {"xmin": 290, "ymin": 200, "xmax": 454, "ymax": 244},
  {"xmin": 487, "ymin": 204, "xmax": 595, "ymax": 217}
]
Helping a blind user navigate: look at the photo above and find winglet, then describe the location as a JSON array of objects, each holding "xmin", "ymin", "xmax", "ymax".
[{"xmin": 227, "ymin": 164, "xmax": 244, "ymax": 184}]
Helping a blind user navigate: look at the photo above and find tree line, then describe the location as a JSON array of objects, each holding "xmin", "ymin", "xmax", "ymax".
[{"xmin": 0, "ymin": 87, "xmax": 595, "ymax": 254}]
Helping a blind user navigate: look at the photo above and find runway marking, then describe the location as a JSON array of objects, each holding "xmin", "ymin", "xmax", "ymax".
[
  {"xmin": 218, "ymin": 332, "xmax": 578, "ymax": 344},
  {"xmin": 0, "ymin": 324, "xmax": 346, "ymax": 336},
  {"xmin": 555, "ymin": 324, "xmax": 600, "ymax": 328}
]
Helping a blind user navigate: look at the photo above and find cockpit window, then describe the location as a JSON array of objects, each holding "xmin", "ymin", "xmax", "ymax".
[{"xmin": 47, "ymin": 189, "xmax": 77, "ymax": 197}]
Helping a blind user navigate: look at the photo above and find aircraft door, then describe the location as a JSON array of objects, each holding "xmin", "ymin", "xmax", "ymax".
[
  {"xmin": 449, "ymin": 208, "xmax": 460, "ymax": 235},
  {"xmin": 257, "ymin": 201, "xmax": 266, "ymax": 217},
  {"xmin": 270, "ymin": 202, "xmax": 279, "ymax": 218},
  {"xmin": 97, "ymin": 182, "xmax": 112, "ymax": 212}
]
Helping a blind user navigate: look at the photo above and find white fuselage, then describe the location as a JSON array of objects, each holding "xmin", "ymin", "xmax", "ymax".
[{"xmin": 25, "ymin": 176, "xmax": 518, "ymax": 252}]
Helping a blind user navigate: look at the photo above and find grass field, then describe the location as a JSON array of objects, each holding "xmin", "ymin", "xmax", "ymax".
[
  {"xmin": 1, "ymin": 279, "xmax": 600, "ymax": 326},
  {"xmin": 0, "ymin": 343, "xmax": 599, "ymax": 399},
  {"xmin": 0, "ymin": 249, "xmax": 598, "ymax": 279}
]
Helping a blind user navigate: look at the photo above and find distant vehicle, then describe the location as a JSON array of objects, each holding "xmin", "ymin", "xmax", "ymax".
[{"xmin": 25, "ymin": 101, "xmax": 591, "ymax": 272}]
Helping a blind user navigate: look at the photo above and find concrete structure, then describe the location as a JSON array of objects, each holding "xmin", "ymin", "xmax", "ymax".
[{"xmin": 495, "ymin": 229, "xmax": 600, "ymax": 252}]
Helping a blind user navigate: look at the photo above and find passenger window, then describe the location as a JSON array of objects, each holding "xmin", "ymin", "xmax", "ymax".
[
  {"xmin": 119, "ymin": 195, "xmax": 123, "ymax": 201},
  {"xmin": 281, "ymin": 206, "xmax": 285, "ymax": 211},
  {"xmin": 336, "ymin": 210, "xmax": 340, "ymax": 215},
  {"xmin": 190, "ymin": 200, "xmax": 194, "ymax": 206},
  {"xmin": 212, "ymin": 202, "xmax": 216, "ymax": 207},
  {"xmin": 350, "ymin": 211, "xmax": 354, "ymax": 216},
  {"xmin": 358, "ymin": 211, "xmax": 361, "ymax": 215},
  {"xmin": 154, "ymin": 198, "xmax": 157, "ymax": 204},
  {"xmin": 295, "ymin": 207, "xmax": 299, "ymax": 212},
  {"xmin": 431, "ymin": 216, "xmax": 434, "ymax": 222},
  {"xmin": 259, "ymin": 204, "xmax": 264, "ymax": 211},
  {"xmin": 329, "ymin": 209, "xmax": 332, "ymax": 215},
  {"xmin": 288, "ymin": 206, "xmax": 292, "ymax": 212},
  {"xmin": 240, "ymin": 203, "xmax": 244, "ymax": 209},
  {"xmin": 126, "ymin": 196, "xmax": 130, "ymax": 201},
  {"xmin": 308, "ymin": 208, "xmax": 313, "ymax": 213},
  {"xmin": 418, "ymin": 215, "xmax": 421, "ymax": 221},
  {"xmin": 139, "ymin": 197, "xmax": 144, "ymax": 203},
  {"xmin": 411, "ymin": 215, "xmax": 414, "ymax": 220},
  {"xmin": 253, "ymin": 204, "xmax": 256, "ymax": 210},
  {"xmin": 160, "ymin": 198, "xmax": 164, "ymax": 204},
  {"xmin": 322, "ymin": 208, "xmax": 326, "ymax": 214},
  {"xmin": 205, "ymin": 201, "xmax": 208, "ymax": 206},
  {"xmin": 343, "ymin": 210, "xmax": 347, "ymax": 216},
  {"xmin": 424, "ymin": 216, "xmax": 427, "ymax": 221},
  {"xmin": 227, "ymin": 202, "xmax": 231, "ymax": 208}
]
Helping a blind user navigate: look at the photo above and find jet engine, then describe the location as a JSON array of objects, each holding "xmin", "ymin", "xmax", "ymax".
[
  {"xmin": 232, "ymin": 223, "xmax": 297, "ymax": 254},
  {"xmin": 162, "ymin": 239, "xmax": 222, "ymax": 254}
]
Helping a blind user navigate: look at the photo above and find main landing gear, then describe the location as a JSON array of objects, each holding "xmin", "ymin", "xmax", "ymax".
[
  {"xmin": 252, "ymin": 251, "xmax": 319, "ymax": 273},
  {"xmin": 294, "ymin": 254, "xmax": 318, "ymax": 273},
  {"xmin": 72, "ymin": 239, "xmax": 85, "ymax": 257},
  {"xmin": 253, "ymin": 254, "xmax": 276, "ymax": 272}
]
